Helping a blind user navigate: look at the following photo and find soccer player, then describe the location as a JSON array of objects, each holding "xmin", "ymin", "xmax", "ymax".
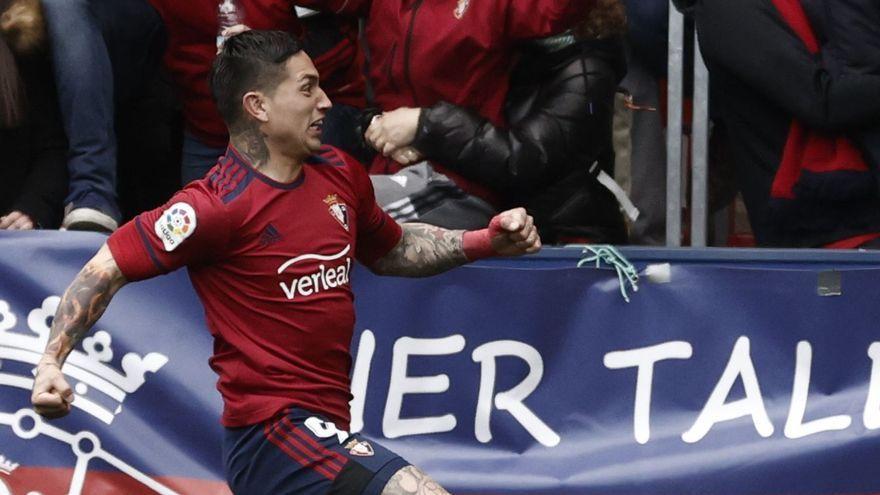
[{"xmin": 30, "ymin": 30, "xmax": 541, "ymax": 494}]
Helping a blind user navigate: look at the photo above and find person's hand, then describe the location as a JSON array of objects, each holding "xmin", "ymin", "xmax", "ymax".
[
  {"xmin": 390, "ymin": 146, "xmax": 423, "ymax": 166},
  {"xmin": 487, "ymin": 208, "xmax": 541, "ymax": 256},
  {"xmin": 462, "ymin": 207, "xmax": 541, "ymax": 260},
  {"xmin": 365, "ymin": 107, "xmax": 421, "ymax": 156},
  {"xmin": 31, "ymin": 359, "xmax": 74, "ymax": 419},
  {"xmin": 0, "ymin": 210, "xmax": 34, "ymax": 230},
  {"xmin": 217, "ymin": 24, "xmax": 251, "ymax": 52}
]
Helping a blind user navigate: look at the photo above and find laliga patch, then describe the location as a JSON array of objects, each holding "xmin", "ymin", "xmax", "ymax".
[
  {"xmin": 154, "ymin": 202, "xmax": 197, "ymax": 252},
  {"xmin": 324, "ymin": 194, "xmax": 350, "ymax": 231},
  {"xmin": 344, "ymin": 439, "xmax": 375, "ymax": 457}
]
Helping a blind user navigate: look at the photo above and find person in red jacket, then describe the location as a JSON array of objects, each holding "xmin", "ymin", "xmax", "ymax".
[
  {"xmin": 146, "ymin": 0, "xmax": 367, "ymax": 184},
  {"xmin": 298, "ymin": 0, "xmax": 596, "ymax": 228}
]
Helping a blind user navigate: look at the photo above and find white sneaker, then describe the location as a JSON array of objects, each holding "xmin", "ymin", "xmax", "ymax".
[{"xmin": 61, "ymin": 206, "xmax": 119, "ymax": 233}]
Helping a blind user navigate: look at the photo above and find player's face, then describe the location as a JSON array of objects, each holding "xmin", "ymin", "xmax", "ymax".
[{"xmin": 263, "ymin": 52, "xmax": 332, "ymax": 158}]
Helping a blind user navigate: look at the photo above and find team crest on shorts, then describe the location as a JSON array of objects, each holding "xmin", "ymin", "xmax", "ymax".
[
  {"xmin": 324, "ymin": 194, "xmax": 350, "ymax": 231},
  {"xmin": 344, "ymin": 439, "xmax": 375, "ymax": 457},
  {"xmin": 454, "ymin": 0, "xmax": 469, "ymax": 18},
  {"xmin": 154, "ymin": 202, "xmax": 197, "ymax": 252}
]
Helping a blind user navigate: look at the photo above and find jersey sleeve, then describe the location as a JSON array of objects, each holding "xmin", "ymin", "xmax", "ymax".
[
  {"xmin": 334, "ymin": 149, "xmax": 402, "ymax": 266},
  {"xmin": 107, "ymin": 185, "xmax": 232, "ymax": 281}
]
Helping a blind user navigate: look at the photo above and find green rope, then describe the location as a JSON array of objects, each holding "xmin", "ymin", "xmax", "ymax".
[{"xmin": 576, "ymin": 245, "xmax": 639, "ymax": 302}]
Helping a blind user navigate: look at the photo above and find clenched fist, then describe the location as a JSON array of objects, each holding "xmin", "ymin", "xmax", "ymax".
[
  {"xmin": 463, "ymin": 207, "xmax": 541, "ymax": 260},
  {"xmin": 31, "ymin": 360, "xmax": 74, "ymax": 419}
]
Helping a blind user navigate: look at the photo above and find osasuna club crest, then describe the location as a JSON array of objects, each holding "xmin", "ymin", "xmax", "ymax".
[
  {"xmin": 324, "ymin": 194, "xmax": 350, "ymax": 231},
  {"xmin": 344, "ymin": 439, "xmax": 374, "ymax": 457}
]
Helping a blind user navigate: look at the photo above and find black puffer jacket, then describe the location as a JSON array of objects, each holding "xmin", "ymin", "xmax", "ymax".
[{"xmin": 412, "ymin": 36, "xmax": 628, "ymax": 244}]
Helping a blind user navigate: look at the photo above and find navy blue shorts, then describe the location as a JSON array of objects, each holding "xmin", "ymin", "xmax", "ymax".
[{"xmin": 224, "ymin": 407, "xmax": 409, "ymax": 495}]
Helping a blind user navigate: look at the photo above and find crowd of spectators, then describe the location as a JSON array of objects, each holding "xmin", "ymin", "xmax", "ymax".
[{"xmin": 1, "ymin": 0, "xmax": 879, "ymax": 248}]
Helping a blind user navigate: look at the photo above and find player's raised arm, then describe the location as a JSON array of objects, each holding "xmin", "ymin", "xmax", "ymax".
[
  {"xmin": 31, "ymin": 243, "xmax": 127, "ymax": 419},
  {"xmin": 369, "ymin": 207, "xmax": 542, "ymax": 277}
]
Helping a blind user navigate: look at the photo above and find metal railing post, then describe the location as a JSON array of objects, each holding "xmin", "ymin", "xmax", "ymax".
[
  {"xmin": 666, "ymin": 4, "xmax": 685, "ymax": 247},
  {"xmin": 690, "ymin": 35, "xmax": 710, "ymax": 247}
]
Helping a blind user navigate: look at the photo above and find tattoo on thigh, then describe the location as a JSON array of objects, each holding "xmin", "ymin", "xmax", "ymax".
[{"xmin": 381, "ymin": 465, "xmax": 451, "ymax": 495}]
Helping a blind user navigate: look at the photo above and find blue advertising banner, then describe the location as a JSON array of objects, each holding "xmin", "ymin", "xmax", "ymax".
[{"xmin": 1, "ymin": 231, "xmax": 879, "ymax": 494}]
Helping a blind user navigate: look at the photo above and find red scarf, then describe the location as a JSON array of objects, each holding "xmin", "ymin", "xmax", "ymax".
[{"xmin": 769, "ymin": 0, "xmax": 871, "ymax": 201}]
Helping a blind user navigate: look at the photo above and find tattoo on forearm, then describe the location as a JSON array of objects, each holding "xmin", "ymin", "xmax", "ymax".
[
  {"xmin": 43, "ymin": 256, "xmax": 125, "ymax": 365},
  {"xmin": 231, "ymin": 125, "xmax": 269, "ymax": 170},
  {"xmin": 371, "ymin": 224, "xmax": 467, "ymax": 277},
  {"xmin": 382, "ymin": 465, "xmax": 451, "ymax": 495}
]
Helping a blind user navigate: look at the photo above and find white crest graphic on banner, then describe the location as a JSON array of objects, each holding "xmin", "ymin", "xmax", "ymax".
[{"xmin": 0, "ymin": 297, "xmax": 178, "ymax": 494}]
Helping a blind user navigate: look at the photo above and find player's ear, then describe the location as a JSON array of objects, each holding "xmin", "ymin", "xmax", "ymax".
[{"xmin": 242, "ymin": 91, "xmax": 269, "ymax": 123}]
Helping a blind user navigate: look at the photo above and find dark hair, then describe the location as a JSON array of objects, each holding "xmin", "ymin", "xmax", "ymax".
[
  {"xmin": 210, "ymin": 30, "xmax": 303, "ymax": 132},
  {"xmin": 575, "ymin": 0, "xmax": 628, "ymax": 40},
  {"xmin": 0, "ymin": 36, "xmax": 24, "ymax": 128}
]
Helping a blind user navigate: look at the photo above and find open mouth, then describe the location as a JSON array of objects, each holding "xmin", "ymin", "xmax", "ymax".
[{"xmin": 309, "ymin": 119, "xmax": 324, "ymax": 133}]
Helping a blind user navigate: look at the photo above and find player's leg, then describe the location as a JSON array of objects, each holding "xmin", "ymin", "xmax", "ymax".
[{"xmin": 380, "ymin": 465, "xmax": 452, "ymax": 495}]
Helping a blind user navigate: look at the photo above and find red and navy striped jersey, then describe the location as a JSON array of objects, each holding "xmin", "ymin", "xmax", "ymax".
[{"xmin": 108, "ymin": 145, "xmax": 402, "ymax": 429}]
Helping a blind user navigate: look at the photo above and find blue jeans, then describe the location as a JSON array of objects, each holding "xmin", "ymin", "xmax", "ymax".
[
  {"xmin": 42, "ymin": 0, "xmax": 163, "ymax": 221},
  {"xmin": 180, "ymin": 103, "xmax": 367, "ymax": 184}
]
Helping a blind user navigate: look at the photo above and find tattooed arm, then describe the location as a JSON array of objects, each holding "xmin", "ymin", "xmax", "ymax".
[
  {"xmin": 370, "ymin": 207, "xmax": 542, "ymax": 277},
  {"xmin": 370, "ymin": 223, "xmax": 468, "ymax": 277},
  {"xmin": 31, "ymin": 244, "xmax": 127, "ymax": 418}
]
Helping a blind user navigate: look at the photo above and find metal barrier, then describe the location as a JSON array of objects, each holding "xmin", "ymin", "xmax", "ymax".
[{"xmin": 666, "ymin": 2, "xmax": 711, "ymax": 247}]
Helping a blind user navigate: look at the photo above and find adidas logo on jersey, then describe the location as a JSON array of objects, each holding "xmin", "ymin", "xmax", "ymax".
[{"xmin": 259, "ymin": 223, "xmax": 283, "ymax": 247}]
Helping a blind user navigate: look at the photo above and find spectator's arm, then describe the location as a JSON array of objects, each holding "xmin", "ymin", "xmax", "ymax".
[
  {"xmin": 412, "ymin": 52, "xmax": 618, "ymax": 195},
  {"xmin": 292, "ymin": 0, "xmax": 370, "ymax": 17},
  {"xmin": 824, "ymin": 0, "xmax": 880, "ymax": 73},
  {"xmin": 696, "ymin": 0, "xmax": 880, "ymax": 130},
  {"xmin": 506, "ymin": 0, "xmax": 596, "ymax": 39}
]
